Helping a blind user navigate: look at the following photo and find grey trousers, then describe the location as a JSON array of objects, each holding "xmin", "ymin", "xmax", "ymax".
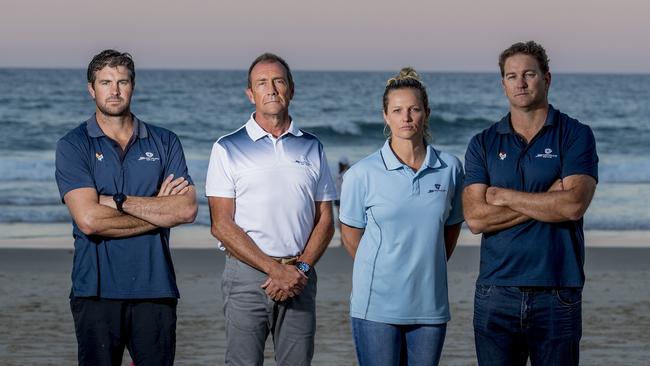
[{"xmin": 222, "ymin": 255, "xmax": 317, "ymax": 366}]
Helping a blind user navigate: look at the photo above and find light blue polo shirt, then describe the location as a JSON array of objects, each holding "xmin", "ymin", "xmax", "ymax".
[{"xmin": 339, "ymin": 140, "xmax": 464, "ymax": 324}]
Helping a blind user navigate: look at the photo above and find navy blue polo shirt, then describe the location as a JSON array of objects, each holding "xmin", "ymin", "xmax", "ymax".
[
  {"xmin": 464, "ymin": 105, "xmax": 598, "ymax": 287},
  {"xmin": 55, "ymin": 114, "xmax": 193, "ymax": 299}
]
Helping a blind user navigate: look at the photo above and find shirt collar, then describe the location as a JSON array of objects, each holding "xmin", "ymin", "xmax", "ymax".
[
  {"xmin": 380, "ymin": 140, "xmax": 443, "ymax": 171},
  {"xmin": 496, "ymin": 104, "xmax": 558, "ymax": 134},
  {"xmin": 245, "ymin": 113, "xmax": 303, "ymax": 141},
  {"xmin": 86, "ymin": 114, "xmax": 148, "ymax": 139}
]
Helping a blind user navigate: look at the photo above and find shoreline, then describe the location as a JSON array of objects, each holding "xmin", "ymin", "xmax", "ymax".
[{"xmin": 0, "ymin": 222, "xmax": 648, "ymax": 249}]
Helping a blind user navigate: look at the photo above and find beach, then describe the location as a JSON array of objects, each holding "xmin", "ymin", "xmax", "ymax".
[{"xmin": 1, "ymin": 225, "xmax": 649, "ymax": 365}]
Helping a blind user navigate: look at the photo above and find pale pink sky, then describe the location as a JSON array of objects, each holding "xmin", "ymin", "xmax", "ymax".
[{"xmin": 1, "ymin": 0, "xmax": 648, "ymax": 73}]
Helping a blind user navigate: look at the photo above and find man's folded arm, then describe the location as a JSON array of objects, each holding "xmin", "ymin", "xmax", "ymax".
[
  {"xmin": 99, "ymin": 175, "xmax": 198, "ymax": 228},
  {"xmin": 485, "ymin": 174, "xmax": 596, "ymax": 223},
  {"xmin": 463, "ymin": 183, "xmax": 531, "ymax": 234},
  {"xmin": 64, "ymin": 187, "xmax": 157, "ymax": 237}
]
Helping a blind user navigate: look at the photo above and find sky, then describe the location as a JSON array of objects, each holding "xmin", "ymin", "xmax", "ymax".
[{"xmin": 1, "ymin": 0, "xmax": 649, "ymax": 73}]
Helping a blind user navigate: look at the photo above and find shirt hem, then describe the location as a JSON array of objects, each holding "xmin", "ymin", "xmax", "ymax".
[
  {"xmin": 72, "ymin": 290, "xmax": 180, "ymax": 299},
  {"xmin": 205, "ymin": 190, "xmax": 235, "ymax": 198},
  {"xmin": 339, "ymin": 215, "xmax": 366, "ymax": 229},
  {"xmin": 350, "ymin": 311, "xmax": 450, "ymax": 325},
  {"xmin": 476, "ymin": 279, "xmax": 584, "ymax": 288}
]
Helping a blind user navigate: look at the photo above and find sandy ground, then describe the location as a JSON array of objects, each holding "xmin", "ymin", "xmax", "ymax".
[{"xmin": 1, "ymin": 239, "xmax": 649, "ymax": 365}]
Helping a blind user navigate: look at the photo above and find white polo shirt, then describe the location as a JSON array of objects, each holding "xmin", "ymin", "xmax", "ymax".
[{"xmin": 205, "ymin": 115, "xmax": 337, "ymax": 257}]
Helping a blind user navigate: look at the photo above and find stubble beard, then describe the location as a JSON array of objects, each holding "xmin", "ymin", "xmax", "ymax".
[{"xmin": 97, "ymin": 99, "xmax": 131, "ymax": 117}]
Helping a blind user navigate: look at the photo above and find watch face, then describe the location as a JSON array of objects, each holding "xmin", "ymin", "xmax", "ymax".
[
  {"xmin": 297, "ymin": 261, "xmax": 311, "ymax": 273},
  {"xmin": 113, "ymin": 193, "xmax": 126, "ymax": 211}
]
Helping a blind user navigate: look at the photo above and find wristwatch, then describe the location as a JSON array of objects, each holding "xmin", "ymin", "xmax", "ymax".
[
  {"xmin": 296, "ymin": 261, "xmax": 311, "ymax": 276},
  {"xmin": 113, "ymin": 193, "xmax": 127, "ymax": 212}
]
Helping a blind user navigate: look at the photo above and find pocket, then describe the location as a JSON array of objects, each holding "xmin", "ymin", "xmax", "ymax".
[
  {"xmin": 221, "ymin": 256, "xmax": 238, "ymax": 297},
  {"xmin": 475, "ymin": 284, "xmax": 493, "ymax": 299},
  {"xmin": 554, "ymin": 288, "xmax": 582, "ymax": 307}
]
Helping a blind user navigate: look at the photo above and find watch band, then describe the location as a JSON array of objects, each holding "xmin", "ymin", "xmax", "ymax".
[{"xmin": 113, "ymin": 193, "xmax": 127, "ymax": 213}]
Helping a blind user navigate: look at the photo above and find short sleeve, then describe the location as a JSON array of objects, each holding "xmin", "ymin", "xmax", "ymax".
[
  {"xmin": 446, "ymin": 159, "xmax": 465, "ymax": 225},
  {"xmin": 164, "ymin": 133, "xmax": 193, "ymax": 186},
  {"xmin": 463, "ymin": 134, "xmax": 489, "ymax": 187},
  {"xmin": 338, "ymin": 166, "xmax": 367, "ymax": 228},
  {"xmin": 55, "ymin": 138, "xmax": 95, "ymax": 202},
  {"xmin": 314, "ymin": 147, "xmax": 337, "ymax": 201},
  {"xmin": 562, "ymin": 124, "xmax": 598, "ymax": 182},
  {"xmin": 205, "ymin": 141, "xmax": 236, "ymax": 198}
]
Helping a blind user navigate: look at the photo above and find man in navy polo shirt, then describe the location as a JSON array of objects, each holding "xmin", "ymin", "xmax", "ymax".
[
  {"xmin": 463, "ymin": 41, "xmax": 598, "ymax": 365},
  {"xmin": 55, "ymin": 49, "xmax": 197, "ymax": 365}
]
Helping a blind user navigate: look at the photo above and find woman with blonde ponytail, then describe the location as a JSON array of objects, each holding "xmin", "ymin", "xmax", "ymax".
[{"xmin": 339, "ymin": 67, "xmax": 464, "ymax": 365}]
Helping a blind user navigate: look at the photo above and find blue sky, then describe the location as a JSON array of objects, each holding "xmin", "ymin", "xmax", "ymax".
[{"xmin": 1, "ymin": 0, "xmax": 648, "ymax": 73}]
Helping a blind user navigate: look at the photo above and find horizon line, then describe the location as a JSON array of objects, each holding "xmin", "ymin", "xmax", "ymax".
[{"xmin": 1, "ymin": 66, "xmax": 649, "ymax": 76}]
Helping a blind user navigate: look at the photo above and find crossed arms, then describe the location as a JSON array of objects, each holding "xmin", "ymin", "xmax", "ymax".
[
  {"xmin": 208, "ymin": 197, "xmax": 334, "ymax": 302},
  {"xmin": 63, "ymin": 174, "xmax": 198, "ymax": 237},
  {"xmin": 462, "ymin": 174, "xmax": 597, "ymax": 234}
]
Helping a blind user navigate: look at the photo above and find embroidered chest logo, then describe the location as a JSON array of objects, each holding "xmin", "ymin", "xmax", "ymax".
[
  {"xmin": 138, "ymin": 151, "xmax": 160, "ymax": 162},
  {"xmin": 535, "ymin": 148, "xmax": 558, "ymax": 159},
  {"xmin": 294, "ymin": 155, "xmax": 312, "ymax": 167},
  {"xmin": 428, "ymin": 184, "xmax": 447, "ymax": 193},
  {"xmin": 498, "ymin": 152, "xmax": 507, "ymax": 160},
  {"xmin": 95, "ymin": 152, "xmax": 104, "ymax": 161}
]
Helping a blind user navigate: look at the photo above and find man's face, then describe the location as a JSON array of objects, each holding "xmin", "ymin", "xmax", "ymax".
[
  {"xmin": 246, "ymin": 61, "xmax": 293, "ymax": 116},
  {"xmin": 88, "ymin": 65, "xmax": 134, "ymax": 117},
  {"xmin": 502, "ymin": 53, "xmax": 550, "ymax": 110}
]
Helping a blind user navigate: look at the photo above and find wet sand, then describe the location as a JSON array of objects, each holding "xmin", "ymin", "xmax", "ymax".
[{"xmin": 1, "ymin": 244, "xmax": 649, "ymax": 365}]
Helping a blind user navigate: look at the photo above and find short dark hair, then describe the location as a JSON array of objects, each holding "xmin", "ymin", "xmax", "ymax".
[
  {"xmin": 247, "ymin": 53, "xmax": 294, "ymax": 92},
  {"xmin": 498, "ymin": 41, "xmax": 550, "ymax": 77},
  {"xmin": 87, "ymin": 49, "xmax": 135, "ymax": 85}
]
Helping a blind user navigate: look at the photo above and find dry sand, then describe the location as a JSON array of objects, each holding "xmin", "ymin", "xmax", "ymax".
[{"xmin": 1, "ymin": 225, "xmax": 649, "ymax": 365}]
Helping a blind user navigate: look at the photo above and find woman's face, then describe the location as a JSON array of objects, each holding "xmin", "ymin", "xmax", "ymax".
[{"xmin": 383, "ymin": 88, "xmax": 428, "ymax": 142}]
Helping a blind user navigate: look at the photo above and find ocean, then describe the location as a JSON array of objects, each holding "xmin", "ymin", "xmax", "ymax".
[{"xmin": 0, "ymin": 69, "xmax": 648, "ymax": 230}]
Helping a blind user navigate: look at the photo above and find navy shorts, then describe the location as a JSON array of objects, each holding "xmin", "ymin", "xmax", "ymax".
[{"xmin": 70, "ymin": 296, "xmax": 177, "ymax": 366}]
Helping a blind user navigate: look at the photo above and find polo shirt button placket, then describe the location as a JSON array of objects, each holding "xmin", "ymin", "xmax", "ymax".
[
  {"xmin": 268, "ymin": 136, "xmax": 279, "ymax": 163},
  {"xmin": 276, "ymin": 138, "xmax": 285, "ymax": 162},
  {"xmin": 412, "ymin": 177, "xmax": 420, "ymax": 196}
]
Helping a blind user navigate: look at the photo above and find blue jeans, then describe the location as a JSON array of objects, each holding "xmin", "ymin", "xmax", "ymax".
[
  {"xmin": 473, "ymin": 285, "xmax": 582, "ymax": 366},
  {"xmin": 351, "ymin": 317, "xmax": 446, "ymax": 366}
]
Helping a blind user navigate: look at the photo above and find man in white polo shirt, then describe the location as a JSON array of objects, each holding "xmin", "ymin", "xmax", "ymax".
[{"xmin": 206, "ymin": 53, "xmax": 336, "ymax": 365}]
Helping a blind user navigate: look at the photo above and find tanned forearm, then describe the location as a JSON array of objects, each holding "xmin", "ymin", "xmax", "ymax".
[
  {"xmin": 208, "ymin": 197, "xmax": 306, "ymax": 302},
  {"xmin": 463, "ymin": 184, "xmax": 531, "ymax": 234},
  {"xmin": 213, "ymin": 214, "xmax": 282, "ymax": 274},
  {"xmin": 469, "ymin": 205, "xmax": 530, "ymax": 233},
  {"xmin": 340, "ymin": 224, "xmax": 364, "ymax": 259},
  {"xmin": 83, "ymin": 205, "xmax": 158, "ymax": 237},
  {"xmin": 121, "ymin": 188, "xmax": 197, "ymax": 228},
  {"xmin": 298, "ymin": 201, "xmax": 334, "ymax": 266},
  {"xmin": 486, "ymin": 175, "xmax": 597, "ymax": 223},
  {"xmin": 64, "ymin": 187, "xmax": 157, "ymax": 237},
  {"xmin": 99, "ymin": 174, "xmax": 197, "ymax": 228}
]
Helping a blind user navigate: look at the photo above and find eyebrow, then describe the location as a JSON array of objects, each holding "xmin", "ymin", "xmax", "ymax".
[{"xmin": 254, "ymin": 76, "xmax": 286, "ymax": 83}]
